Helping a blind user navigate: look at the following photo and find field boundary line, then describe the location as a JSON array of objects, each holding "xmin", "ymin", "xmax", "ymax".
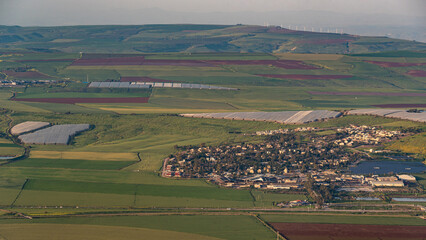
[
  {"xmin": 253, "ymin": 214, "xmax": 288, "ymax": 240},
  {"xmin": 10, "ymin": 178, "xmax": 29, "ymax": 208}
]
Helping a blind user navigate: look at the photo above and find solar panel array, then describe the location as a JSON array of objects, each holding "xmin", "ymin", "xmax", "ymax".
[
  {"xmin": 10, "ymin": 121, "xmax": 50, "ymax": 135},
  {"xmin": 181, "ymin": 110, "xmax": 341, "ymax": 124},
  {"xmin": 19, "ymin": 124, "xmax": 90, "ymax": 145},
  {"xmin": 348, "ymin": 109, "xmax": 426, "ymax": 122},
  {"xmin": 88, "ymin": 82, "xmax": 237, "ymax": 90}
]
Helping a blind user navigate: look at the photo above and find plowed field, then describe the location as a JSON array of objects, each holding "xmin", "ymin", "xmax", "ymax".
[
  {"xmin": 270, "ymin": 222, "xmax": 426, "ymax": 240},
  {"xmin": 406, "ymin": 70, "xmax": 426, "ymax": 77}
]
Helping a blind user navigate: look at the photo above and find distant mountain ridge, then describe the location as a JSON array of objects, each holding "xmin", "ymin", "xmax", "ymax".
[{"xmin": 0, "ymin": 24, "xmax": 425, "ymax": 54}]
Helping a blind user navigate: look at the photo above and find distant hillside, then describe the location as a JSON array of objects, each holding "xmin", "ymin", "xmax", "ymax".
[{"xmin": 1, "ymin": 24, "xmax": 425, "ymax": 54}]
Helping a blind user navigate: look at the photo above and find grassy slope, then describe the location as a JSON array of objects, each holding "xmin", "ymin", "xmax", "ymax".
[
  {"xmin": 0, "ymin": 215, "xmax": 276, "ymax": 240},
  {"xmin": 1, "ymin": 25, "xmax": 425, "ymax": 54},
  {"xmin": 0, "ymin": 224, "xmax": 222, "ymax": 240}
]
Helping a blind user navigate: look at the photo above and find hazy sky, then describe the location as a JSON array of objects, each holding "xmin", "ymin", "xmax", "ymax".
[{"xmin": 0, "ymin": 0, "xmax": 425, "ymax": 26}]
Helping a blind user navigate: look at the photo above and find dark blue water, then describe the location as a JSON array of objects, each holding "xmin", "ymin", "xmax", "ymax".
[{"xmin": 350, "ymin": 161, "xmax": 426, "ymax": 174}]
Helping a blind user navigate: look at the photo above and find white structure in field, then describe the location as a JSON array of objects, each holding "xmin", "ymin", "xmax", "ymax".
[
  {"xmin": 181, "ymin": 110, "xmax": 342, "ymax": 124},
  {"xmin": 18, "ymin": 124, "xmax": 90, "ymax": 145},
  {"xmin": 10, "ymin": 121, "xmax": 50, "ymax": 135},
  {"xmin": 348, "ymin": 109, "xmax": 426, "ymax": 123},
  {"xmin": 88, "ymin": 81, "xmax": 237, "ymax": 90}
]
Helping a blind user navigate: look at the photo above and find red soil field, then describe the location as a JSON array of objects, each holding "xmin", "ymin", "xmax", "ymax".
[
  {"xmin": 70, "ymin": 57, "xmax": 318, "ymax": 69},
  {"xmin": 372, "ymin": 104, "xmax": 426, "ymax": 108},
  {"xmin": 259, "ymin": 74, "xmax": 352, "ymax": 80},
  {"xmin": 365, "ymin": 61, "xmax": 426, "ymax": 68},
  {"xmin": 2, "ymin": 70, "xmax": 53, "ymax": 79},
  {"xmin": 406, "ymin": 70, "xmax": 426, "ymax": 77},
  {"xmin": 120, "ymin": 77, "xmax": 176, "ymax": 83},
  {"xmin": 296, "ymin": 39, "xmax": 354, "ymax": 45},
  {"xmin": 270, "ymin": 222, "xmax": 426, "ymax": 240},
  {"xmin": 12, "ymin": 97, "xmax": 149, "ymax": 104},
  {"xmin": 143, "ymin": 59, "xmax": 213, "ymax": 67},
  {"xmin": 308, "ymin": 91, "xmax": 426, "ymax": 97}
]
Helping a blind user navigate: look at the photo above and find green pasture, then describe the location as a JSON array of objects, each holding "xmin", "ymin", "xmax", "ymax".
[
  {"xmin": 13, "ymin": 190, "xmax": 254, "ymax": 208},
  {"xmin": 21, "ymin": 102, "xmax": 111, "ymax": 113},
  {"xmin": 260, "ymin": 213, "xmax": 426, "ymax": 226},
  {"xmin": 0, "ymin": 147, "xmax": 24, "ymax": 157},
  {"xmin": 0, "ymin": 90, "xmax": 51, "ymax": 113},
  {"xmin": 0, "ymin": 215, "xmax": 276, "ymax": 240},
  {"xmin": 0, "ymin": 224, "xmax": 221, "ymax": 240},
  {"xmin": 15, "ymin": 91, "xmax": 149, "ymax": 99},
  {"xmin": 252, "ymin": 191, "xmax": 306, "ymax": 207},
  {"xmin": 5, "ymin": 158, "xmax": 136, "ymax": 170},
  {"xmin": 0, "ymin": 168, "xmax": 208, "ymax": 187},
  {"xmin": 387, "ymin": 132, "xmax": 426, "ymax": 155},
  {"xmin": 23, "ymin": 179, "xmax": 252, "ymax": 201}
]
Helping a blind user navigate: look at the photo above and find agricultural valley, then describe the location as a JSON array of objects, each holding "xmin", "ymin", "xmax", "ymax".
[{"xmin": 0, "ymin": 24, "xmax": 425, "ymax": 240}]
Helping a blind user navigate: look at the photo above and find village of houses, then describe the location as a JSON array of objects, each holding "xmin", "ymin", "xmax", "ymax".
[{"xmin": 163, "ymin": 125, "xmax": 422, "ymax": 198}]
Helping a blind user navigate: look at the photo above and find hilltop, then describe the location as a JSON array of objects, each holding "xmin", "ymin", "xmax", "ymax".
[{"xmin": 1, "ymin": 24, "xmax": 425, "ymax": 54}]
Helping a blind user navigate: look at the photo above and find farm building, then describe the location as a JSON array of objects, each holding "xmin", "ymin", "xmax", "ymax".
[
  {"xmin": 397, "ymin": 174, "xmax": 416, "ymax": 182},
  {"xmin": 370, "ymin": 180, "xmax": 404, "ymax": 187}
]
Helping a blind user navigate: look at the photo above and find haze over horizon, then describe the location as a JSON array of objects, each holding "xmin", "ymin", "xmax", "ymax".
[{"xmin": 1, "ymin": 0, "xmax": 425, "ymax": 42}]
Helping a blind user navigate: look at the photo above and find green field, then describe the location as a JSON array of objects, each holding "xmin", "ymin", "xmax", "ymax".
[
  {"xmin": 6, "ymin": 158, "xmax": 136, "ymax": 170},
  {"xmin": 23, "ymin": 179, "xmax": 252, "ymax": 201},
  {"xmin": 0, "ymin": 215, "xmax": 276, "ymax": 240},
  {"xmin": 0, "ymin": 224, "xmax": 221, "ymax": 240},
  {"xmin": 0, "ymin": 25, "xmax": 425, "ymax": 239}
]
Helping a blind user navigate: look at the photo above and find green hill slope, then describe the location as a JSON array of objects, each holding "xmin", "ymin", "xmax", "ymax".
[{"xmin": 1, "ymin": 24, "xmax": 425, "ymax": 54}]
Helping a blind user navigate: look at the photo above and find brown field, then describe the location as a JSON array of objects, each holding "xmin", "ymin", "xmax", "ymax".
[
  {"xmin": 372, "ymin": 104, "xmax": 426, "ymax": 108},
  {"xmin": 365, "ymin": 61, "xmax": 426, "ymax": 68},
  {"xmin": 12, "ymin": 97, "xmax": 150, "ymax": 104},
  {"xmin": 2, "ymin": 70, "xmax": 53, "ymax": 79},
  {"xmin": 270, "ymin": 222, "xmax": 426, "ymax": 240},
  {"xmin": 406, "ymin": 70, "xmax": 426, "ymax": 77},
  {"xmin": 120, "ymin": 76, "xmax": 177, "ymax": 82},
  {"xmin": 259, "ymin": 74, "xmax": 352, "ymax": 80},
  {"xmin": 308, "ymin": 91, "xmax": 426, "ymax": 97}
]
